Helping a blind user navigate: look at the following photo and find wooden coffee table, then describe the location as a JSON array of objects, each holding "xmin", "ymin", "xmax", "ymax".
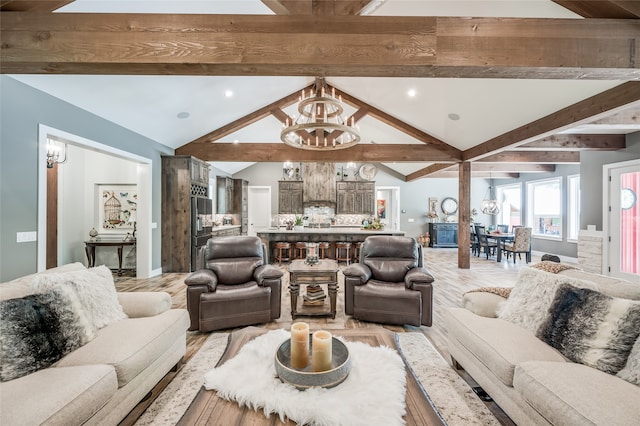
[{"xmin": 178, "ymin": 327, "xmax": 445, "ymax": 426}]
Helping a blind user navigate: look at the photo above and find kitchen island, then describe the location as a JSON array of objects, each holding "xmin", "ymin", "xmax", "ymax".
[{"xmin": 257, "ymin": 227, "xmax": 406, "ymax": 262}]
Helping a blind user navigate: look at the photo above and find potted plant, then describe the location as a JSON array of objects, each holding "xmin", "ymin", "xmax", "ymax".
[{"xmin": 294, "ymin": 215, "xmax": 304, "ymax": 231}]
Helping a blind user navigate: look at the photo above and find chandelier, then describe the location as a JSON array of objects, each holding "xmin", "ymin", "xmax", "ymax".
[
  {"xmin": 481, "ymin": 174, "xmax": 500, "ymax": 216},
  {"xmin": 280, "ymin": 78, "xmax": 360, "ymax": 151}
]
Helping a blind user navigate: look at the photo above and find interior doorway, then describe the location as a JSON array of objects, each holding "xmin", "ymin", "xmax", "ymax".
[
  {"xmin": 38, "ymin": 125, "xmax": 153, "ymax": 278},
  {"xmin": 375, "ymin": 186, "xmax": 400, "ymax": 230},
  {"xmin": 248, "ymin": 186, "xmax": 272, "ymax": 236},
  {"xmin": 604, "ymin": 159, "xmax": 640, "ymax": 282}
]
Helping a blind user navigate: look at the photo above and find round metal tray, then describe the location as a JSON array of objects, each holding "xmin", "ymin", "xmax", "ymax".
[{"xmin": 274, "ymin": 336, "xmax": 351, "ymax": 390}]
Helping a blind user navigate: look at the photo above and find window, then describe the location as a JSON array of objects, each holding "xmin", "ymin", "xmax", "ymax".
[
  {"xmin": 496, "ymin": 183, "xmax": 522, "ymax": 229},
  {"xmin": 567, "ymin": 175, "xmax": 580, "ymax": 241},
  {"xmin": 527, "ymin": 177, "xmax": 562, "ymax": 239}
]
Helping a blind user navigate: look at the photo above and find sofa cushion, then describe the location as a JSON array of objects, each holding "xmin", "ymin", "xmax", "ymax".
[
  {"xmin": 559, "ymin": 269, "xmax": 640, "ymax": 300},
  {"xmin": 447, "ymin": 308, "xmax": 567, "ymax": 386},
  {"xmin": 32, "ymin": 265, "xmax": 127, "ymax": 329},
  {"xmin": 514, "ymin": 361, "xmax": 640, "ymax": 425},
  {"xmin": 537, "ymin": 284, "xmax": 640, "ymax": 375},
  {"xmin": 498, "ymin": 267, "xmax": 598, "ymax": 333},
  {"xmin": 55, "ymin": 309, "xmax": 189, "ymax": 387},
  {"xmin": 0, "ymin": 262, "xmax": 86, "ymax": 301},
  {"xmin": 0, "ymin": 287, "xmax": 96, "ymax": 381},
  {"xmin": 617, "ymin": 337, "xmax": 640, "ymax": 386},
  {"xmin": 530, "ymin": 260, "xmax": 577, "ymax": 274},
  {"xmin": 0, "ymin": 365, "xmax": 117, "ymax": 426}
]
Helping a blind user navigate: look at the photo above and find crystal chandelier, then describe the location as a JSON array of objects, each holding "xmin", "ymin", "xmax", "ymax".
[
  {"xmin": 481, "ymin": 174, "xmax": 500, "ymax": 215},
  {"xmin": 280, "ymin": 78, "xmax": 360, "ymax": 151}
]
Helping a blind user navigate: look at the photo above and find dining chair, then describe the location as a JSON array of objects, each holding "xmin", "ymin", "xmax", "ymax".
[
  {"xmin": 474, "ymin": 225, "xmax": 497, "ymax": 259},
  {"xmin": 470, "ymin": 225, "xmax": 479, "ymax": 256},
  {"xmin": 503, "ymin": 227, "xmax": 532, "ymax": 263},
  {"xmin": 496, "ymin": 224, "xmax": 509, "ymax": 233}
]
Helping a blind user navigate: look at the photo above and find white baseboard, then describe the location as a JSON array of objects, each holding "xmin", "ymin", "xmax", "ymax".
[{"xmin": 149, "ymin": 267, "xmax": 163, "ymax": 277}]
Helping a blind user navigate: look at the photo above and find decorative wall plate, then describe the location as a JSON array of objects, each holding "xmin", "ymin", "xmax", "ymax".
[
  {"xmin": 621, "ymin": 188, "xmax": 636, "ymax": 210},
  {"xmin": 359, "ymin": 164, "xmax": 377, "ymax": 181},
  {"xmin": 441, "ymin": 197, "xmax": 458, "ymax": 215}
]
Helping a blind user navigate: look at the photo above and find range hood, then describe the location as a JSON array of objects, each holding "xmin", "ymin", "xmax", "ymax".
[{"xmin": 303, "ymin": 163, "xmax": 336, "ymax": 207}]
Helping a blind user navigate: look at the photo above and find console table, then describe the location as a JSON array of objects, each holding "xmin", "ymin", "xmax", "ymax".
[
  {"xmin": 84, "ymin": 239, "xmax": 136, "ymax": 276},
  {"xmin": 428, "ymin": 223, "xmax": 458, "ymax": 248}
]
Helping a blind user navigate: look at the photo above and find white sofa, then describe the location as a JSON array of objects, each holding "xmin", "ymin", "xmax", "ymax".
[
  {"xmin": 447, "ymin": 265, "xmax": 640, "ymax": 425},
  {"xmin": 0, "ymin": 263, "xmax": 190, "ymax": 425}
]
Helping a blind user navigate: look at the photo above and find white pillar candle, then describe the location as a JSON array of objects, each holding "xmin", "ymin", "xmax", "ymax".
[
  {"xmin": 290, "ymin": 322, "xmax": 310, "ymax": 369},
  {"xmin": 312, "ymin": 330, "xmax": 333, "ymax": 372}
]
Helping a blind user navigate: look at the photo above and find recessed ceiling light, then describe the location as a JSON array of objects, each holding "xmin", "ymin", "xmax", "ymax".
[
  {"xmin": 407, "ymin": 89, "xmax": 417, "ymax": 98},
  {"xmin": 225, "ymin": 90, "xmax": 233, "ymax": 98},
  {"xmin": 448, "ymin": 113, "xmax": 461, "ymax": 121},
  {"xmin": 177, "ymin": 112, "xmax": 190, "ymax": 119}
]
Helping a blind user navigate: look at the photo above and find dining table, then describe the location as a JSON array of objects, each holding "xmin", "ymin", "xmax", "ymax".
[{"xmin": 486, "ymin": 232, "xmax": 514, "ymax": 262}]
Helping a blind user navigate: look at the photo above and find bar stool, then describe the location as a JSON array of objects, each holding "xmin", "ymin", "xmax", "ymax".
[
  {"xmin": 318, "ymin": 242, "xmax": 330, "ymax": 260},
  {"xmin": 352, "ymin": 241, "xmax": 363, "ymax": 263},
  {"xmin": 274, "ymin": 242, "xmax": 292, "ymax": 265},
  {"xmin": 335, "ymin": 241, "xmax": 351, "ymax": 265},
  {"xmin": 294, "ymin": 242, "xmax": 307, "ymax": 259}
]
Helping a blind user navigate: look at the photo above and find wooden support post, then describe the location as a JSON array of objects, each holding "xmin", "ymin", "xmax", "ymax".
[{"xmin": 458, "ymin": 162, "xmax": 471, "ymax": 269}]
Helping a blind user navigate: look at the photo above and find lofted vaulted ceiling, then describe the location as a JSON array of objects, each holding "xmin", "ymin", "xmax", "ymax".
[{"xmin": 1, "ymin": 0, "xmax": 639, "ymax": 180}]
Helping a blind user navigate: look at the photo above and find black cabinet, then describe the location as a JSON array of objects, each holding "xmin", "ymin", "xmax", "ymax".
[{"xmin": 428, "ymin": 223, "xmax": 458, "ymax": 248}]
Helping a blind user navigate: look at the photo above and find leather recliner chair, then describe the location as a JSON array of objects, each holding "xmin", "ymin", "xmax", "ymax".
[
  {"xmin": 343, "ymin": 236, "xmax": 435, "ymax": 327},
  {"xmin": 184, "ymin": 236, "xmax": 284, "ymax": 332}
]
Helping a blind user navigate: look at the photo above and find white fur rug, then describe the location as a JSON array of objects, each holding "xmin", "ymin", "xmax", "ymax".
[
  {"xmin": 135, "ymin": 330, "xmax": 500, "ymax": 426},
  {"xmin": 203, "ymin": 329, "xmax": 407, "ymax": 426}
]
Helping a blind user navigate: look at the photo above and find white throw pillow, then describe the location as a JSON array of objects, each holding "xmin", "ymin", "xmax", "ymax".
[
  {"xmin": 497, "ymin": 267, "xmax": 597, "ymax": 333},
  {"xmin": 32, "ymin": 265, "xmax": 127, "ymax": 329}
]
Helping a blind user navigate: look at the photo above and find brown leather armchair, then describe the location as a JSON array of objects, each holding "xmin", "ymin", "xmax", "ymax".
[
  {"xmin": 184, "ymin": 236, "xmax": 284, "ymax": 332},
  {"xmin": 342, "ymin": 236, "xmax": 435, "ymax": 327}
]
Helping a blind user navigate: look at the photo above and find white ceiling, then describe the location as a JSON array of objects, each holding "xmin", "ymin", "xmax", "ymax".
[{"xmin": 9, "ymin": 0, "xmax": 633, "ymax": 175}]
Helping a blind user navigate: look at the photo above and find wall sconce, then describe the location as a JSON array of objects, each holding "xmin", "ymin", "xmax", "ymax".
[{"xmin": 46, "ymin": 139, "xmax": 68, "ymax": 168}]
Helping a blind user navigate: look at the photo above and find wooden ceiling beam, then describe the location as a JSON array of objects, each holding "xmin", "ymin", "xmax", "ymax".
[
  {"xmin": 471, "ymin": 163, "xmax": 556, "ymax": 172},
  {"xmin": 330, "ymin": 83, "xmax": 462, "ymax": 159},
  {"xmin": 185, "ymin": 84, "xmax": 314, "ymax": 145},
  {"xmin": 175, "ymin": 143, "xmax": 459, "ymax": 162},
  {"xmin": 478, "ymin": 151, "xmax": 580, "ymax": 164},
  {"xmin": 462, "ymin": 82, "xmax": 640, "ymax": 162},
  {"xmin": 552, "ymin": 1, "xmax": 640, "ymax": 19},
  {"xmin": 518, "ymin": 134, "xmax": 626, "ymax": 150},
  {"xmin": 431, "ymin": 171, "xmax": 520, "ymax": 179},
  {"xmin": 261, "ymin": 0, "xmax": 376, "ymax": 15},
  {"xmin": 1, "ymin": 14, "xmax": 638, "ymax": 80},
  {"xmin": 406, "ymin": 163, "xmax": 455, "ymax": 181}
]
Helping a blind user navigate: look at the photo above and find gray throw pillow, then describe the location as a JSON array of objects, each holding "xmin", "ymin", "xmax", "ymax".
[
  {"xmin": 537, "ymin": 284, "xmax": 640, "ymax": 375},
  {"xmin": 0, "ymin": 287, "xmax": 96, "ymax": 382},
  {"xmin": 617, "ymin": 338, "xmax": 640, "ymax": 386}
]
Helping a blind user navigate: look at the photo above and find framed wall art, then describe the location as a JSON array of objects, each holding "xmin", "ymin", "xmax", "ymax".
[{"xmin": 97, "ymin": 184, "xmax": 137, "ymax": 233}]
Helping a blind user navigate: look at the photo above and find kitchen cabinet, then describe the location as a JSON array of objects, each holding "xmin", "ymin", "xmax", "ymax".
[
  {"xmin": 278, "ymin": 181, "xmax": 304, "ymax": 214},
  {"xmin": 161, "ymin": 155, "xmax": 210, "ymax": 272},
  {"xmin": 336, "ymin": 182, "xmax": 375, "ymax": 214},
  {"xmin": 233, "ymin": 179, "xmax": 248, "ymax": 235},
  {"xmin": 216, "ymin": 176, "xmax": 234, "ymax": 214},
  {"xmin": 428, "ymin": 223, "xmax": 458, "ymax": 248}
]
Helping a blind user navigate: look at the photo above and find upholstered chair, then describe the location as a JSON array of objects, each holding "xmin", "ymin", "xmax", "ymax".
[
  {"xmin": 342, "ymin": 236, "xmax": 435, "ymax": 327},
  {"xmin": 503, "ymin": 227, "xmax": 532, "ymax": 263},
  {"xmin": 184, "ymin": 236, "xmax": 284, "ymax": 332}
]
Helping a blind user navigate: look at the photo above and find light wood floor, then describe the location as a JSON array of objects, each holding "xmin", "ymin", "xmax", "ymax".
[{"xmin": 115, "ymin": 248, "xmax": 535, "ymax": 425}]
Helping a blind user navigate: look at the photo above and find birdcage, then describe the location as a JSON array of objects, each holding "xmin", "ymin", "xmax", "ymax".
[{"xmin": 104, "ymin": 192, "xmax": 122, "ymax": 226}]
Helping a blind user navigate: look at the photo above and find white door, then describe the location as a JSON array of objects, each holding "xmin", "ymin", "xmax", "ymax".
[
  {"xmin": 375, "ymin": 186, "xmax": 400, "ymax": 230},
  {"xmin": 606, "ymin": 159, "xmax": 640, "ymax": 282},
  {"xmin": 248, "ymin": 186, "xmax": 272, "ymax": 236}
]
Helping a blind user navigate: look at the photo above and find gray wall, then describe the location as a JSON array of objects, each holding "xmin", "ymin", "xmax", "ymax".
[
  {"xmin": 0, "ymin": 76, "xmax": 173, "ymax": 281},
  {"xmin": 580, "ymin": 134, "xmax": 640, "ymax": 230}
]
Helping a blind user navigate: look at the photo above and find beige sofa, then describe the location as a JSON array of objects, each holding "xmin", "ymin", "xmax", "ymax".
[
  {"xmin": 0, "ymin": 263, "xmax": 190, "ymax": 425},
  {"xmin": 447, "ymin": 266, "xmax": 640, "ymax": 425}
]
